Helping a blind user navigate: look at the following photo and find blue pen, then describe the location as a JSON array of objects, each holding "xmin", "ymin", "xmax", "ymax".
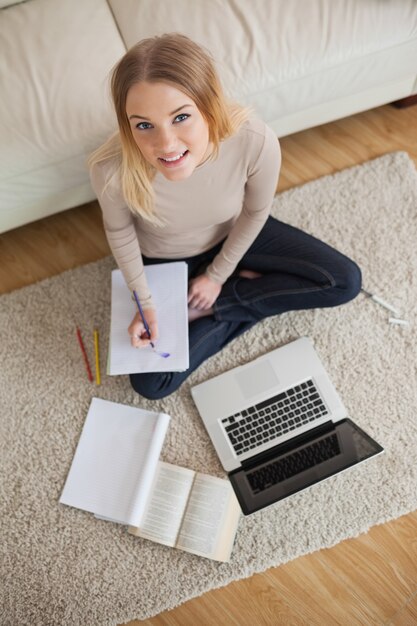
[
  {"xmin": 133, "ymin": 290, "xmax": 155, "ymax": 346},
  {"xmin": 132, "ymin": 290, "xmax": 170, "ymax": 358}
]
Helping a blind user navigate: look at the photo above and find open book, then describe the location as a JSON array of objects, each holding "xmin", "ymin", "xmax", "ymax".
[
  {"xmin": 60, "ymin": 398, "xmax": 240, "ymax": 562},
  {"xmin": 108, "ymin": 262, "xmax": 189, "ymax": 375},
  {"xmin": 129, "ymin": 461, "xmax": 241, "ymax": 562}
]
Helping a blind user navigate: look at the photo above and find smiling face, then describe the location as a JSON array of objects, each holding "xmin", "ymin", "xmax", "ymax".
[{"xmin": 126, "ymin": 81, "xmax": 212, "ymax": 181}]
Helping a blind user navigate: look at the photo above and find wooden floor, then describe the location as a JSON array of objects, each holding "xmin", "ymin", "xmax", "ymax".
[{"xmin": 2, "ymin": 104, "xmax": 416, "ymax": 625}]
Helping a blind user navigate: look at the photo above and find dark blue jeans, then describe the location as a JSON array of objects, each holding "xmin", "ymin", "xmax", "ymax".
[{"xmin": 130, "ymin": 216, "xmax": 361, "ymax": 399}]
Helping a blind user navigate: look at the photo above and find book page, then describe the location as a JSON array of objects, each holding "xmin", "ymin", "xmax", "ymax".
[
  {"xmin": 127, "ymin": 414, "xmax": 171, "ymax": 527},
  {"xmin": 175, "ymin": 474, "xmax": 241, "ymax": 562},
  {"xmin": 128, "ymin": 462, "xmax": 195, "ymax": 547},
  {"xmin": 108, "ymin": 262, "xmax": 189, "ymax": 375},
  {"xmin": 59, "ymin": 398, "xmax": 170, "ymax": 526}
]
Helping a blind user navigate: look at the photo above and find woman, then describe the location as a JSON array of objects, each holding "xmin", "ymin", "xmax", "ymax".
[{"xmin": 89, "ymin": 33, "xmax": 361, "ymax": 400}]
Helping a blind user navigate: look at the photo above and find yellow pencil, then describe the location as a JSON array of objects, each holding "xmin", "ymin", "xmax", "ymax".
[{"xmin": 93, "ymin": 329, "xmax": 101, "ymax": 385}]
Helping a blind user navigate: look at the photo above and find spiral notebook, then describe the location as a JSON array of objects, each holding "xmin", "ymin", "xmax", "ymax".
[{"xmin": 107, "ymin": 262, "xmax": 189, "ymax": 375}]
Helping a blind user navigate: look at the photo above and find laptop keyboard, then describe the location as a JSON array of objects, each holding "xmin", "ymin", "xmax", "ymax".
[
  {"xmin": 246, "ymin": 432, "xmax": 340, "ymax": 494},
  {"xmin": 221, "ymin": 379, "xmax": 328, "ymax": 456}
]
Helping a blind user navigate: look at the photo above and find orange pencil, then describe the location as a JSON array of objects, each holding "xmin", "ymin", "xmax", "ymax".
[{"xmin": 76, "ymin": 326, "xmax": 93, "ymax": 382}]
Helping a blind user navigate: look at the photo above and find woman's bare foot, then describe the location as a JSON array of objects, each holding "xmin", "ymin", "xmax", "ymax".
[
  {"xmin": 188, "ymin": 306, "xmax": 214, "ymax": 322},
  {"xmin": 239, "ymin": 269, "xmax": 263, "ymax": 279}
]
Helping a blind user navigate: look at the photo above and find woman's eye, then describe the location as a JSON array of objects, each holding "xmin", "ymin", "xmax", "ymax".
[
  {"xmin": 136, "ymin": 121, "xmax": 152, "ymax": 130},
  {"xmin": 174, "ymin": 113, "xmax": 190, "ymax": 123}
]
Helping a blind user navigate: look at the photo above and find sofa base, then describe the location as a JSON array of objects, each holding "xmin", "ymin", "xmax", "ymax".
[
  {"xmin": 0, "ymin": 184, "xmax": 95, "ymax": 234},
  {"xmin": 268, "ymin": 76, "xmax": 417, "ymax": 138},
  {"xmin": 391, "ymin": 94, "xmax": 417, "ymax": 108}
]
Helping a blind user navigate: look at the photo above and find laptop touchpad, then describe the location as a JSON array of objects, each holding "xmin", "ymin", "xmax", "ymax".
[{"xmin": 235, "ymin": 360, "xmax": 279, "ymax": 400}]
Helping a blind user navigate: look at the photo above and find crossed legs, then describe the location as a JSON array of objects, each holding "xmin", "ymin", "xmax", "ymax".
[{"xmin": 130, "ymin": 217, "xmax": 361, "ymax": 399}]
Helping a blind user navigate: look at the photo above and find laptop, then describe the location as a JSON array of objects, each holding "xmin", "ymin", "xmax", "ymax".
[{"xmin": 191, "ymin": 337, "xmax": 383, "ymax": 515}]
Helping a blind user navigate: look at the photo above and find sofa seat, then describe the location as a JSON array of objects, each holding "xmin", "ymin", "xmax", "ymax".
[{"xmin": 1, "ymin": 0, "xmax": 417, "ymax": 233}]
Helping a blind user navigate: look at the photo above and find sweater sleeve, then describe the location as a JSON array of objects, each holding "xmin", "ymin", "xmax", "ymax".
[
  {"xmin": 89, "ymin": 161, "xmax": 154, "ymax": 309},
  {"xmin": 205, "ymin": 122, "xmax": 281, "ymax": 284}
]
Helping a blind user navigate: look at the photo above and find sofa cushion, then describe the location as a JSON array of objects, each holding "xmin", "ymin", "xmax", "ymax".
[
  {"xmin": 0, "ymin": 0, "xmax": 126, "ymax": 231},
  {"xmin": 109, "ymin": 0, "xmax": 417, "ymax": 135},
  {"xmin": 0, "ymin": 0, "xmax": 26, "ymax": 8}
]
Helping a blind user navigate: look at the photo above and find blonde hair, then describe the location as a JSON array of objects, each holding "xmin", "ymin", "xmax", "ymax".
[{"xmin": 89, "ymin": 33, "xmax": 249, "ymax": 222}]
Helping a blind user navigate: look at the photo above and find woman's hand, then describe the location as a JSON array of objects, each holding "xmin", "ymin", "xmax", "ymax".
[
  {"xmin": 188, "ymin": 274, "xmax": 221, "ymax": 310},
  {"xmin": 128, "ymin": 307, "xmax": 159, "ymax": 348}
]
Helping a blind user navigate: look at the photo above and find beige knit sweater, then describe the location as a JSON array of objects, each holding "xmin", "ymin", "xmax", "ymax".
[{"xmin": 90, "ymin": 117, "xmax": 281, "ymax": 308}]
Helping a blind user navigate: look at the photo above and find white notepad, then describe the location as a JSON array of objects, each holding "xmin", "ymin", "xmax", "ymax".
[
  {"xmin": 108, "ymin": 262, "xmax": 189, "ymax": 375},
  {"xmin": 59, "ymin": 398, "xmax": 171, "ymax": 526}
]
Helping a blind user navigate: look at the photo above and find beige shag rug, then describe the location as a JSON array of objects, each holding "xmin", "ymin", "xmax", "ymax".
[{"xmin": 1, "ymin": 152, "xmax": 417, "ymax": 626}]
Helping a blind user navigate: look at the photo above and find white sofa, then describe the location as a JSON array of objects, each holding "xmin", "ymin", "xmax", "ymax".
[{"xmin": 1, "ymin": 0, "xmax": 417, "ymax": 234}]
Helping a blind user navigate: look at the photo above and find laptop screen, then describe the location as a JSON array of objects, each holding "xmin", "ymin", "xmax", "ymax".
[{"xmin": 229, "ymin": 418, "xmax": 383, "ymax": 515}]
